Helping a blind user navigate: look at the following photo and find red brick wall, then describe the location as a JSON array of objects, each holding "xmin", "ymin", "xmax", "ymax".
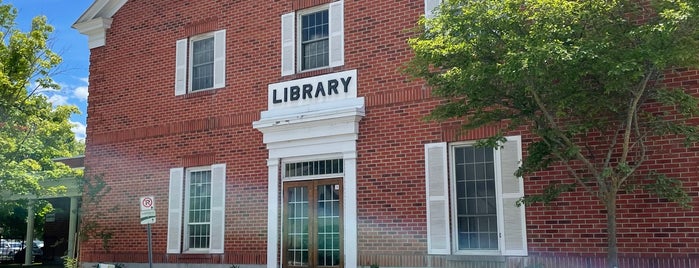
[
  {"xmin": 82, "ymin": 0, "xmax": 699, "ymax": 266},
  {"xmin": 83, "ymin": 0, "xmax": 282, "ymax": 263}
]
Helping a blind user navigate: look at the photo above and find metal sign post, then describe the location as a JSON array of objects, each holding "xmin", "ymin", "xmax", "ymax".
[
  {"xmin": 140, "ymin": 196, "xmax": 155, "ymax": 268},
  {"xmin": 147, "ymin": 224, "xmax": 153, "ymax": 268}
]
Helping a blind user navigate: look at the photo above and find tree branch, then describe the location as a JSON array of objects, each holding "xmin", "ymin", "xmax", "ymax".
[
  {"xmin": 620, "ymin": 67, "xmax": 655, "ymax": 164},
  {"xmin": 529, "ymin": 87, "xmax": 607, "ymax": 194}
]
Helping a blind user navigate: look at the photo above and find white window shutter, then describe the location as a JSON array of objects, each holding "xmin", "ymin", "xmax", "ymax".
[
  {"xmin": 209, "ymin": 163, "xmax": 226, "ymax": 253},
  {"xmin": 499, "ymin": 136, "xmax": 528, "ymax": 256},
  {"xmin": 281, "ymin": 12, "xmax": 295, "ymax": 76},
  {"xmin": 167, "ymin": 168, "xmax": 184, "ymax": 253},
  {"xmin": 213, "ymin": 30, "xmax": 226, "ymax": 89},
  {"xmin": 425, "ymin": 142, "xmax": 451, "ymax": 255},
  {"xmin": 175, "ymin": 39, "xmax": 188, "ymax": 96},
  {"xmin": 328, "ymin": 1, "xmax": 344, "ymax": 68},
  {"xmin": 424, "ymin": 0, "xmax": 441, "ymax": 19}
]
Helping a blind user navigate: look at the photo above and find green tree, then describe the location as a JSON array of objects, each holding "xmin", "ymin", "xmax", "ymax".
[
  {"xmin": 407, "ymin": 0, "xmax": 699, "ymax": 267},
  {"xmin": 0, "ymin": 201, "xmax": 53, "ymax": 240},
  {"xmin": 0, "ymin": 1, "xmax": 82, "ymax": 200}
]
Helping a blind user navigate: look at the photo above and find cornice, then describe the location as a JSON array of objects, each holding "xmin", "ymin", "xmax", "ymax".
[{"xmin": 72, "ymin": 0, "xmax": 128, "ymax": 48}]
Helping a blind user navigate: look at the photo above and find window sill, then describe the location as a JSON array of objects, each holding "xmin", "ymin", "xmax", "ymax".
[
  {"xmin": 444, "ymin": 254, "xmax": 507, "ymax": 263},
  {"xmin": 282, "ymin": 66, "xmax": 344, "ymax": 81},
  {"xmin": 181, "ymin": 87, "xmax": 221, "ymax": 99},
  {"xmin": 180, "ymin": 250, "xmax": 214, "ymax": 255}
]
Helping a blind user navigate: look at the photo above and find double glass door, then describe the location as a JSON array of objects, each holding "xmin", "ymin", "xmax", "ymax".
[{"xmin": 283, "ymin": 179, "xmax": 343, "ymax": 268}]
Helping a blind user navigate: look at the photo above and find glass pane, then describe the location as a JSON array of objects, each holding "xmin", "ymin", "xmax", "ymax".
[
  {"xmin": 456, "ymin": 182, "xmax": 466, "ymax": 199},
  {"xmin": 464, "ymin": 164, "xmax": 475, "ymax": 181},
  {"xmin": 317, "ymin": 184, "xmax": 340, "ymax": 267},
  {"xmin": 187, "ymin": 170, "xmax": 211, "ymax": 249},
  {"xmin": 475, "ymin": 147, "xmax": 486, "ymax": 162},
  {"xmin": 301, "ymin": 10, "xmax": 329, "ymax": 70},
  {"xmin": 453, "ymin": 145, "xmax": 498, "ymax": 251},
  {"xmin": 486, "ymin": 163, "xmax": 495, "ymax": 180},
  {"xmin": 466, "ymin": 197, "xmax": 477, "ymax": 214},
  {"xmin": 463, "ymin": 147, "xmax": 474, "ymax": 163},
  {"xmin": 466, "ymin": 181, "xmax": 476, "ymax": 197},
  {"xmin": 475, "ymin": 163, "xmax": 486, "ymax": 180},
  {"xmin": 287, "ymin": 186, "xmax": 309, "ymax": 266},
  {"xmin": 455, "ymin": 164, "xmax": 465, "ymax": 182},
  {"xmin": 284, "ymin": 159, "xmax": 344, "ymax": 179},
  {"xmin": 455, "ymin": 147, "xmax": 465, "ymax": 163},
  {"xmin": 476, "ymin": 181, "xmax": 486, "ymax": 198},
  {"xmin": 456, "ymin": 198, "xmax": 467, "ymax": 215},
  {"xmin": 191, "ymin": 37, "xmax": 214, "ymax": 91},
  {"xmin": 487, "ymin": 197, "xmax": 497, "ymax": 214}
]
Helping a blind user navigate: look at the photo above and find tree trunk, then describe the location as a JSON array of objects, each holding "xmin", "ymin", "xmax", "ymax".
[{"xmin": 606, "ymin": 195, "xmax": 619, "ymax": 268}]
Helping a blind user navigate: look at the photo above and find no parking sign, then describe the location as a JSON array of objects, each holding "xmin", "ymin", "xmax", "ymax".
[{"xmin": 140, "ymin": 196, "xmax": 156, "ymax": 224}]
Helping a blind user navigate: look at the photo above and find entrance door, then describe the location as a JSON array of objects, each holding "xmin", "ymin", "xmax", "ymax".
[{"xmin": 283, "ymin": 179, "xmax": 343, "ymax": 268}]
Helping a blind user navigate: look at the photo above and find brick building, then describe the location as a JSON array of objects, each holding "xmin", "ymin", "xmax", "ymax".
[{"xmin": 72, "ymin": 0, "xmax": 699, "ymax": 267}]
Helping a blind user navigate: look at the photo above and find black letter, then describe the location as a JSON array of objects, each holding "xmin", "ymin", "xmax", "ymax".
[
  {"xmin": 315, "ymin": 82, "xmax": 326, "ymax": 98},
  {"xmin": 340, "ymin": 76, "xmax": 352, "ymax": 93},
  {"xmin": 328, "ymin": 79, "xmax": 339, "ymax": 95},
  {"xmin": 302, "ymin": 84, "xmax": 313, "ymax": 99},
  {"xmin": 272, "ymin": 89, "xmax": 282, "ymax": 104},
  {"xmin": 290, "ymin": 86, "xmax": 300, "ymax": 101}
]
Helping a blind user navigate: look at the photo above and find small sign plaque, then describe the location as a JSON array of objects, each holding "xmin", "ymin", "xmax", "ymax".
[{"xmin": 140, "ymin": 196, "xmax": 156, "ymax": 224}]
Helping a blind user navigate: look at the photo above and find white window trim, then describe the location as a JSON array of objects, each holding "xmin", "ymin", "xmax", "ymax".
[
  {"xmin": 296, "ymin": 4, "xmax": 330, "ymax": 73},
  {"xmin": 175, "ymin": 29, "xmax": 226, "ymax": 96},
  {"xmin": 183, "ymin": 166, "xmax": 213, "ymax": 253},
  {"xmin": 448, "ymin": 141, "xmax": 503, "ymax": 256},
  {"xmin": 425, "ymin": 136, "xmax": 527, "ymax": 256},
  {"xmin": 280, "ymin": 1, "xmax": 344, "ymax": 76},
  {"xmin": 167, "ymin": 164, "xmax": 226, "ymax": 254},
  {"xmin": 188, "ymin": 33, "xmax": 215, "ymax": 93}
]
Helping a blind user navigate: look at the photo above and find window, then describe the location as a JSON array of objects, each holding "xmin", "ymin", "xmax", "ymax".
[
  {"xmin": 185, "ymin": 168, "xmax": 212, "ymax": 250},
  {"xmin": 300, "ymin": 9, "xmax": 329, "ymax": 70},
  {"xmin": 190, "ymin": 36, "xmax": 215, "ymax": 91},
  {"xmin": 175, "ymin": 30, "xmax": 226, "ymax": 95},
  {"xmin": 281, "ymin": 1, "xmax": 344, "ymax": 76},
  {"xmin": 453, "ymin": 146, "xmax": 498, "ymax": 251},
  {"xmin": 284, "ymin": 159, "xmax": 344, "ymax": 179},
  {"xmin": 425, "ymin": 136, "xmax": 527, "ymax": 256},
  {"xmin": 167, "ymin": 164, "xmax": 226, "ymax": 254}
]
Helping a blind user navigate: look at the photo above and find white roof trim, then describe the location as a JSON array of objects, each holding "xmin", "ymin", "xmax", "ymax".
[
  {"xmin": 73, "ymin": 17, "xmax": 113, "ymax": 49},
  {"xmin": 72, "ymin": 0, "xmax": 128, "ymax": 48}
]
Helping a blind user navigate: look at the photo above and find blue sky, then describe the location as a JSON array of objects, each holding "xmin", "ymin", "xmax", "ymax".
[{"xmin": 5, "ymin": 0, "xmax": 94, "ymax": 141}]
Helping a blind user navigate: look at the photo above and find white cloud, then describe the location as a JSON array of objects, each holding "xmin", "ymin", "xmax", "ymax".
[
  {"xmin": 70, "ymin": 120, "xmax": 86, "ymax": 141},
  {"xmin": 47, "ymin": 94, "xmax": 69, "ymax": 106},
  {"xmin": 74, "ymin": 86, "xmax": 89, "ymax": 101}
]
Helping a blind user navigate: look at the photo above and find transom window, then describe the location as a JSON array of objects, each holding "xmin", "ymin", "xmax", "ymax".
[{"xmin": 284, "ymin": 159, "xmax": 344, "ymax": 179}]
